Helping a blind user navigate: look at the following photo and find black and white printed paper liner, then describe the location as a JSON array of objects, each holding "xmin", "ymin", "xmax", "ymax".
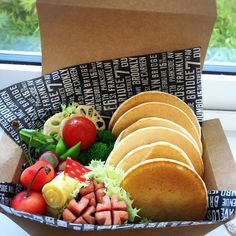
[
  {"xmin": 0, "ymin": 183, "xmax": 235, "ymax": 231},
  {"xmin": 0, "ymin": 48, "xmax": 203, "ymax": 146},
  {"xmin": 0, "ymin": 47, "xmax": 234, "ymax": 230}
]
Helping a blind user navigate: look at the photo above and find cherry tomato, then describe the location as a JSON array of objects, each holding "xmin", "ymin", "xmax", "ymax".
[{"xmin": 62, "ymin": 116, "xmax": 97, "ymax": 150}]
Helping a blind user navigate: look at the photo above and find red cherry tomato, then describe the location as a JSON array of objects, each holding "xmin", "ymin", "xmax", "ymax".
[
  {"xmin": 62, "ymin": 116, "xmax": 97, "ymax": 150},
  {"xmin": 11, "ymin": 190, "xmax": 46, "ymax": 215}
]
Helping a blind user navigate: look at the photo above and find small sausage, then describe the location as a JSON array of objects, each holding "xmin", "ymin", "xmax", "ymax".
[
  {"xmin": 95, "ymin": 188, "xmax": 105, "ymax": 203},
  {"xmin": 83, "ymin": 192, "xmax": 96, "ymax": 206},
  {"xmin": 94, "ymin": 181, "xmax": 105, "ymax": 191},
  {"xmin": 96, "ymin": 195, "xmax": 111, "ymax": 212},
  {"xmin": 68, "ymin": 197, "xmax": 89, "ymax": 216},
  {"xmin": 80, "ymin": 181, "xmax": 94, "ymax": 196},
  {"xmin": 111, "ymin": 194, "xmax": 127, "ymax": 210},
  {"xmin": 95, "ymin": 211, "xmax": 112, "ymax": 225},
  {"xmin": 62, "ymin": 208, "xmax": 76, "ymax": 222},
  {"xmin": 74, "ymin": 216, "xmax": 87, "ymax": 224},
  {"xmin": 112, "ymin": 211, "xmax": 129, "ymax": 225},
  {"xmin": 82, "ymin": 206, "xmax": 96, "ymax": 224}
]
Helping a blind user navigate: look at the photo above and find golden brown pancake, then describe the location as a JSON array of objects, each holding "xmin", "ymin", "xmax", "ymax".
[
  {"xmin": 116, "ymin": 141, "xmax": 194, "ymax": 172},
  {"xmin": 106, "ymin": 127, "xmax": 203, "ymax": 176},
  {"xmin": 109, "ymin": 91, "xmax": 201, "ymax": 136},
  {"xmin": 115, "ymin": 117, "xmax": 201, "ymax": 154},
  {"xmin": 111, "ymin": 102, "xmax": 201, "ymax": 154},
  {"xmin": 120, "ymin": 159, "xmax": 208, "ymax": 221}
]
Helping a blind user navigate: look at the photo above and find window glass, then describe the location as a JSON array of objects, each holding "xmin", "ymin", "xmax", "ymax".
[
  {"xmin": 0, "ymin": 0, "xmax": 235, "ymax": 64},
  {"xmin": 206, "ymin": 0, "xmax": 236, "ymax": 63},
  {"xmin": 0, "ymin": 0, "xmax": 40, "ymax": 52}
]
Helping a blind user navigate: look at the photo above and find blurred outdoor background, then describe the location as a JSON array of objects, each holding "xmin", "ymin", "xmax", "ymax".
[{"xmin": 0, "ymin": 0, "xmax": 235, "ymax": 63}]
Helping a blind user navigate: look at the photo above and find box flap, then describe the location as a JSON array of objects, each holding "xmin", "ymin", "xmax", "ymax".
[
  {"xmin": 0, "ymin": 134, "xmax": 24, "ymax": 183},
  {"xmin": 36, "ymin": 0, "xmax": 216, "ymax": 73},
  {"xmin": 202, "ymin": 119, "xmax": 236, "ymax": 190},
  {"xmin": 37, "ymin": 0, "xmax": 216, "ymax": 16}
]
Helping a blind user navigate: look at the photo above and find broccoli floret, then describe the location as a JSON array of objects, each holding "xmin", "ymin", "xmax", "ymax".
[
  {"xmin": 96, "ymin": 130, "xmax": 116, "ymax": 144},
  {"xmin": 78, "ymin": 142, "xmax": 113, "ymax": 166},
  {"xmin": 78, "ymin": 130, "xmax": 116, "ymax": 166},
  {"xmin": 107, "ymin": 142, "xmax": 115, "ymax": 153}
]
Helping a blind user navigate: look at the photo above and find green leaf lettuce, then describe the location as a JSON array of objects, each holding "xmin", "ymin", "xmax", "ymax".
[{"xmin": 85, "ymin": 160, "xmax": 140, "ymax": 222}]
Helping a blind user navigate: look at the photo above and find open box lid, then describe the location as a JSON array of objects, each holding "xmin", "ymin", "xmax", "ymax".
[{"xmin": 36, "ymin": 0, "xmax": 216, "ymax": 74}]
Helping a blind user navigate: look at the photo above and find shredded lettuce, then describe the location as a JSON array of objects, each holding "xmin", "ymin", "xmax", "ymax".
[
  {"xmin": 86, "ymin": 160, "xmax": 124, "ymax": 186},
  {"xmin": 85, "ymin": 160, "xmax": 140, "ymax": 222}
]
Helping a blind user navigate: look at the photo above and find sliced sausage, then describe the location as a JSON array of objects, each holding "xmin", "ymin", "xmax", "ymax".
[
  {"xmin": 80, "ymin": 181, "xmax": 94, "ymax": 196},
  {"xmin": 95, "ymin": 188, "xmax": 105, "ymax": 203},
  {"xmin": 62, "ymin": 208, "xmax": 77, "ymax": 222},
  {"xmin": 68, "ymin": 197, "xmax": 89, "ymax": 216},
  {"xmin": 111, "ymin": 194, "xmax": 127, "ymax": 210},
  {"xmin": 82, "ymin": 206, "xmax": 96, "ymax": 224},
  {"xmin": 74, "ymin": 216, "xmax": 87, "ymax": 224},
  {"xmin": 112, "ymin": 211, "xmax": 129, "ymax": 225},
  {"xmin": 94, "ymin": 181, "xmax": 105, "ymax": 190},
  {"xmin": 96, "ymin": 195, "xmax": 111, "ymax": 212},
  {"xmin": 95, "ymin": 211, "xmax": 112, "ymax": 225},
  {"xmin": 83, "ymin": 192, "xmax": 96, "ymax": 206}
]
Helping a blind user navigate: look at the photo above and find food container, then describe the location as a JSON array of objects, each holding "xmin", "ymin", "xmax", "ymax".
[
  {"xmin": 37, "ymin": 0, "xmax": 216, "ymax": 73},
  {"xmin": 0, "ymin": 0, "xmax": 235, "ymax": 235}
]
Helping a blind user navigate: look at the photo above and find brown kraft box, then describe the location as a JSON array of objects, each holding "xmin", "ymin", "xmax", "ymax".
[
  {"xmin": 1, "ymin": 0, "xmax": 236, "ymax": 235},
  {"xmin": 36, "ymin": 0, "xmax": 216, "ymax": 73}
]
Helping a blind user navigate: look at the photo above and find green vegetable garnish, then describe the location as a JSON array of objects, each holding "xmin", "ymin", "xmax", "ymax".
[
  {"xmin": 96, "ymin": 130, "xmax": 116, "ymax": 144},
  {"xmin": 78, "ymin": 142, "xmax": 114, "ymax": 166},
  {"xmin": 85, "ymin": 161, "xmax": 140, "ymax": 222},
  {"xmin": 60, "ymin": 142, "xmax": 80, "ymax": 161},
  {"xmin": 38, "ymin": 143, "xmax": 57, "ymax": 155},
  {"xmin": 61, "ymin": 102, "xmax": 79, "ymax": 117},
  {"xmin": 20, "ymin": 129, "xmax": 55, "ymax": 148},
  {"xmin": 49, "ymin": 131, "xmax": 59, "ymax": 139},
  {"xmin": 55, "ymin": 138, "xmax": 67, "ymax": 156}
]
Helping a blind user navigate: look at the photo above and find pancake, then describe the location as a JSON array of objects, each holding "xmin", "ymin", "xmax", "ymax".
[
  {"xmin": 120, "ymin": 159, "xmax": 208, "ymax": 221},
  {"xmin": 111, "ymin": 102, "xmax": 201, "ymax": 154},
  {"xmin": 109, "ymin": 91, "xmax": 201, "ymax": 136},
  {"xmin": 115, "ymin": 117, "xmax": 201, "ymax": 154},
  {"xmin": 106, "ymin": 127, "xmax": 203, "ymax": 176},
  {"xmin": 116, "ymin": 141, "xmax": 194, "ymax": 172}
]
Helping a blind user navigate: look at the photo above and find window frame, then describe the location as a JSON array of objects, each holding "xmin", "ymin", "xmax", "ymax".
[
  {"xmin": 0, "ymin": 51, "xmax": 41, "ymax": 65},
  {"xmin": 1, "ymin": 52, "xmax": 236, "ymax": 75}
]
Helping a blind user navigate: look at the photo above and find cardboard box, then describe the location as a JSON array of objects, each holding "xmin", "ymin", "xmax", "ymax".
[
  {"xmin": 1, "ymin": 0, "xmax": 235, "ymax": 235},
  {"xmin": 37, "ymin": 0, "xmax": 216, "ymax": 73}
]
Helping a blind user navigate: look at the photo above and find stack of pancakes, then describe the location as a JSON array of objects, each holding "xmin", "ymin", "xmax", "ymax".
[{"xmin": 106, "ymin": 91, "xmax": 207, "ymax": 222}]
